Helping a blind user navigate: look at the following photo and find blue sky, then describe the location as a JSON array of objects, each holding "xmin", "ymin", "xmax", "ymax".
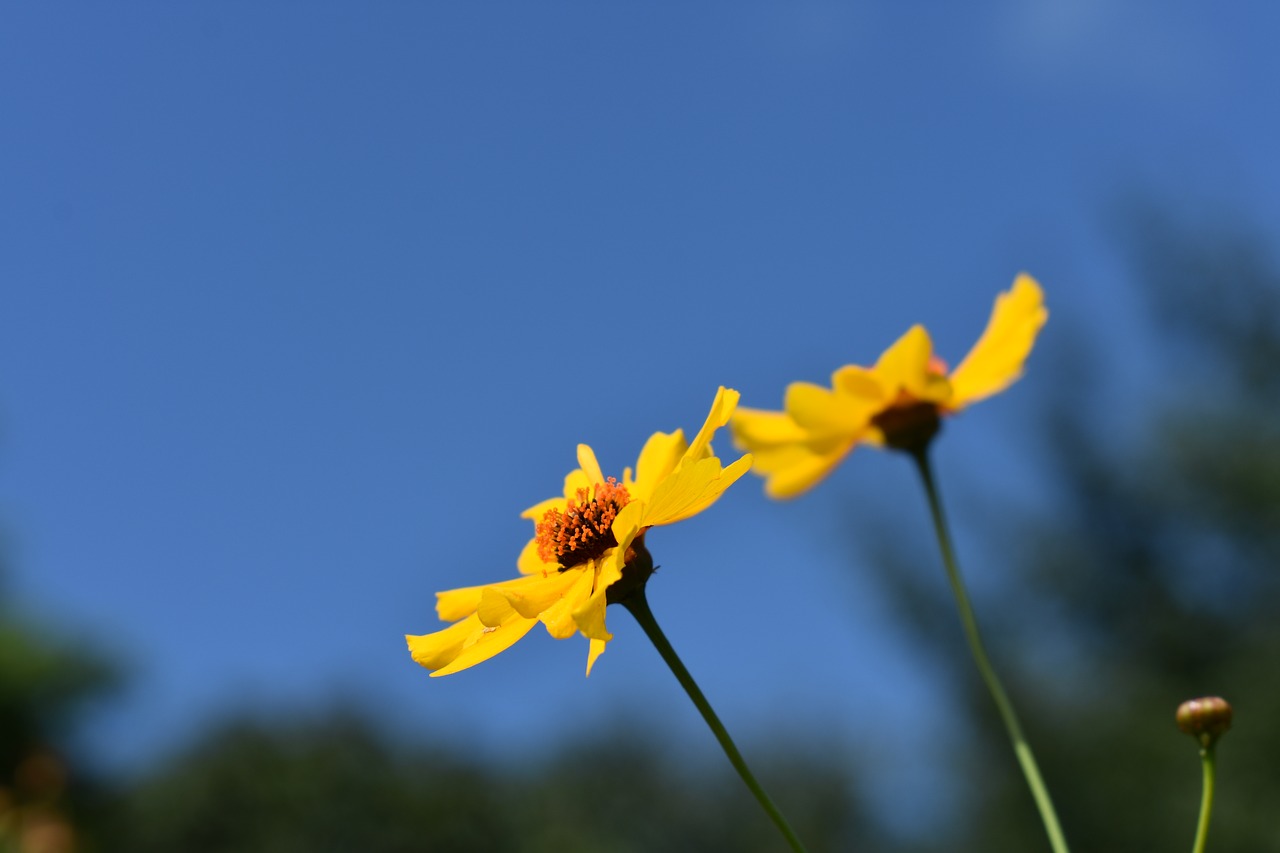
[{"xmin": 3, "ymin": 1, "xmax": 1278, "ymax": 831}]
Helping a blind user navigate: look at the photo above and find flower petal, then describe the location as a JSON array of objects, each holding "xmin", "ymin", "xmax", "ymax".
[
  {"xmin": 406, "ymin": 615, "xmax": 478, "ymax": 672},
  {"xmin": 407, "ymin": 610, "xmax": 539, "ymax": 677},
  {"xmin": 535, "ymin": 565, "xmax": 596, "ymax": 639},
  {"xmin": 520, "ymin": 496, "xmax": 564, "ymax": 522},
  {"xmin": 610, "ymin": 500, "xmax": 645, "ymax": 546},
  {"xmin": 477, "ymin": 586, "xmax": 517, "ymax": 627},
  {"xmin": 487, "ymin": 564, "xmax": 590, "ymax": 629},
  {"xmin": 832, "ymin": 365, "xmax": 887, "ymax": 402},
  {"xmin": 571, "ymin": 551, "xmax": 625, "ymax": 643},
  {"xmin": 684, "ymin": 386, "xmax": 739, "ymax": 464},
  {"xmin": 577, "ymin": 444, "xmax": 606, "ymax": 485},
  {"xmin": 731, "ymin": 407, "xmax": 810, "ymax": 448},
  {"xmin": 516, "ymin": 537, "xmax": 558, "ymax": 575},
  {"xmin": 758, "ymin": 439, "xmax": 856, "ymax": 499},
  {"xmin": 433, "ymin": 615, "xmax": 539, "ymax": 678},
  {"xmin": 784, "ymin": 381, "xmax": 873, "ymax": 436},
  {"xmin": 629, "ymin": 429, "xmax": 688, "ymax": 502},
  {"xmin": 562, "ymin": 467, "xmax": 592, "ymax": 499},
  {"xmin": 441, "ymin": 573, "xmax": 559, "ymax": 627},
  {"xmin": 641, "ymin": 452, "xmax": 752, "ymax": 527},
  {"xmin": 948, "ymin": 274, "xmax": 1047, "ymax": 408},
  {"xmin": 876, "ymin": 325, "xmax": 953, "ymax": 404},
  {"xmin": 585, "ymin": 638, "xmax": 607, "ymax": 676},
  {"xmin": 435, "ymin": 584, "xmax": 487, "ymax": 623},
  {"xmin": 873, "ymin": 325, "xmax": 944, "ymax": 399}
]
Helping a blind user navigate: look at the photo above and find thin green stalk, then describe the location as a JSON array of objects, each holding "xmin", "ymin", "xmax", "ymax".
[
  {"xmin": 620, "ymin": 588, "xmax": 811, "ymax": 853},
  {"xmin": 1191, "ymin": 745, "xmax": 1216, "ymax": 853},
  {"xmin": 910, "ymin": 449, "xmax": 1070, "ymax": 853}
]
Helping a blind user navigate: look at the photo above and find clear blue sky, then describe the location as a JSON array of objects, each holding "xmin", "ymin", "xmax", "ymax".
[{"xmin": 3, "ymin": 1, "xmax": 1278, "ymax": 831}]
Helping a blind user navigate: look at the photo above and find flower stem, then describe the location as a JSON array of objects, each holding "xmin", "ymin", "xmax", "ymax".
[
  {"xmin": 909, "ymin": 449, "xmax": 1070, "ymax": 853},
  {"xmin": 621, "ymin": 588, "xmax": 811, "ymax": 853},
  {"xmin": 1191, "ymin": 745, "xmax": 1216, "ymax": 853}
]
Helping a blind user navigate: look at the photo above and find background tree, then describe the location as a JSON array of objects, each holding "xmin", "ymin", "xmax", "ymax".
[
  {"xmin": 94, "ymin": 709, "xmax": 877, "ymax": 853},
  {"xmin": 0, "ymin": 547, "xmax": 119, "ymax": 853}
]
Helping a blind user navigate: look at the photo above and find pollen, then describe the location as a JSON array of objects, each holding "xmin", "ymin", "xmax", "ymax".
[{"xmin": 535, "ymin": 478, "xmax": 631, "ymax": 569}]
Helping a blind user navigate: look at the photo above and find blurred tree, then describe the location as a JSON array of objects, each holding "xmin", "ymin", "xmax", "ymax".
[
  {"xmin": 0, "ymin": 550, "xmax": 119, "ymax": 852},
  {"xmin": 859, "ymin": 207, "xmax": 1280, "ymax": 852},
  {"xmin": 94, "ymin": 709, "xmax": 879, "ymax": 853}
]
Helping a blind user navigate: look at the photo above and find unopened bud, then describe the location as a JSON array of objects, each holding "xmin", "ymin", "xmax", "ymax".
[{"xmin": 1176, "ymin": 696, "xmax": 1233, "ymax": 748}]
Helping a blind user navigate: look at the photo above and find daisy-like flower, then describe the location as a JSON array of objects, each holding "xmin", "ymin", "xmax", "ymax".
[
  {"xmin": 407, "ymin": 387, "xmax": 752, "ymax": 677},
  {"xmin": 732, "ymin": 274, "xmax": 1046, "ymax": 498}
]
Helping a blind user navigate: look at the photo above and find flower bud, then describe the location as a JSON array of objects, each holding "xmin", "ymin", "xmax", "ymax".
[{"xmin": 1176, "ymin": 696, "xmax": 1233, "ymax": 748}]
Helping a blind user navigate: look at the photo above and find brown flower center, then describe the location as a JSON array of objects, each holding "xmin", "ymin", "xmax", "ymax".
[
  {"xmin": 535, "ymin": 478, "xmax": 631, "ymax": 569},
  {"xmin": 872, "ymin": 401, "xmax": 941, "ymax": 453}
]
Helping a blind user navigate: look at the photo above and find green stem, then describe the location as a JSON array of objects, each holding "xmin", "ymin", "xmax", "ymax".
[
  {"xmin": 910, "ymin": 449, "xmax": 1070, "ymax": 853},
  {"xmin": 1191, "ymin": 745, "xmax": 1216, "ymax": 853},
  {"xmin": 621, "ymin": 587, "xmax": 811, "ymax": 853}
]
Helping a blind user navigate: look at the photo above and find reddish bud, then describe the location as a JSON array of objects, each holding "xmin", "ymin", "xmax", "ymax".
[{"xmin": 1176, "ymin": 696, "xmax": 1233, "ymax": 748}]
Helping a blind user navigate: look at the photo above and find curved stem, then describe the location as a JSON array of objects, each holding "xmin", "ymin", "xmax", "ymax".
[
  {"xmin": 1191, "ymin": 745, "xmax": 1216, "ymax": 853},
  {"xmin": 910, "ymin": 449, "xmax": 1070, "ymax": 853},
  {"xmin": 621, "ymin": 587, "xmax": 811, "ymax": 853}
]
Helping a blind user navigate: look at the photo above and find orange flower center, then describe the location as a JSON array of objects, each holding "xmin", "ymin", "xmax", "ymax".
[{"xmin": 535, "ymin": 478, "xmax": 631, "ymax": 569}]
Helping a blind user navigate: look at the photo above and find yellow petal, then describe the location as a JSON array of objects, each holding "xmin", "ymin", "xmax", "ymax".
[
  {"xmin": 731, "ymin": 407, "xmax": 810, "ymax": 448},
  {"xmin": 585, "ymin": 638, "xmax": 607, "ymax": 676},
  {"xmin": 477, "ymin": 587, "xmax": 515, "ymax": 627},
  {"xmin": 684, "ymin": 386, "xmax": 739, "ymax": 465},
  {"xmin": 641, "ymin": 453, "xmax": 752, "ymax": 527},
  {"xmin": 629, "ymin": 429, "xmax": 688, "ymax": 502},
  {"xmin": 874, "ymin": 325, "xmax": 930, "ymax": 383},
  {"xmin": 760, "ymin": 439, "xmax": 856, "ymax": 499},
  {"xmin": 577, "ymin": 444, "xmax": 606, "ymax": 484},
  {"xmin": 948, "ymin": 274, "xmax": 1047, "ymax": 408},
  {"xmin": 516, "ymin": 537, "xmax": 558, "ymax": 575},
  {"xmin": 784, "ymin": 381, "xmax": 872, "ymax": 437},
  {"xmin": 427, "ymin": 611, "xmax": 540, "ymax": 677},
  {"xmin": 435, "ymin": 584, "xmax": 487, "ymax": 623},
  {"xmin": 406, "ymin": 615, "xmax": 477, "ymax": 672},
  {"xmin": 733, "ymin": 395, "xmax": 868, "ymax": 498},
  {"xmin": 632, "ymin": 386, "xmax": 748, "ymax": 523},
  {"xmin": 610, "ymin": 500, "xmax": 645, "ymax": 547},
  {"xmin": 407, "ymin": 610, "xmax": 539, "ymax": 677},
  {"xmin": 492, "ymin": 565, "xmax": 586, "ymax": 624},
  {"xmin": 439, "ymin": 572, "xmax": 557, "ymax": 627},
  {"xmin": 874, "ymin": 325, "xmax": 953, "ymax": 404},
  {"xmin": 562, "ymin": 467, "xmax": 592, "ymax": 499},
  {"xmin": 832, "ymin": 365, "xmax": 887, "ymax": 403},
  {"xmin": 520, "ymin": 496, "xmax": 564, "ymax": 522},
  {"xmin": 873, "ymin": 325, "xmax": 937, "ymax": 397},
  {"xmin": 571, "ymin": 551, "xmax": 625, "ymax": 642},
  {"xmin": 856, "ymin": 424, "xmax": 889, "ymax": 448},
  {"xmin": 536, "ymin": 565, "xmax": 596, "ymax": 639},
  {"xmin": 746, "ymin": 440, "xmax": 815, "ymax": 476}
]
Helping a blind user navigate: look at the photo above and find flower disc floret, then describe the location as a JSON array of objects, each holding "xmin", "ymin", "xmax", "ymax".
[{"xmin": 536, "ymin": 478, "xmax": 631, "ymax": 568}]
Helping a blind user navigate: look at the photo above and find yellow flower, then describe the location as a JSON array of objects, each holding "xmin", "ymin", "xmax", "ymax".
[
  {"xmin": 407, "ymin": 387, "xmax": 753, "ymax": 677},
  {"xmin": 732, "ymin": 274, "xmax": 1046, "ymax": 499}
]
